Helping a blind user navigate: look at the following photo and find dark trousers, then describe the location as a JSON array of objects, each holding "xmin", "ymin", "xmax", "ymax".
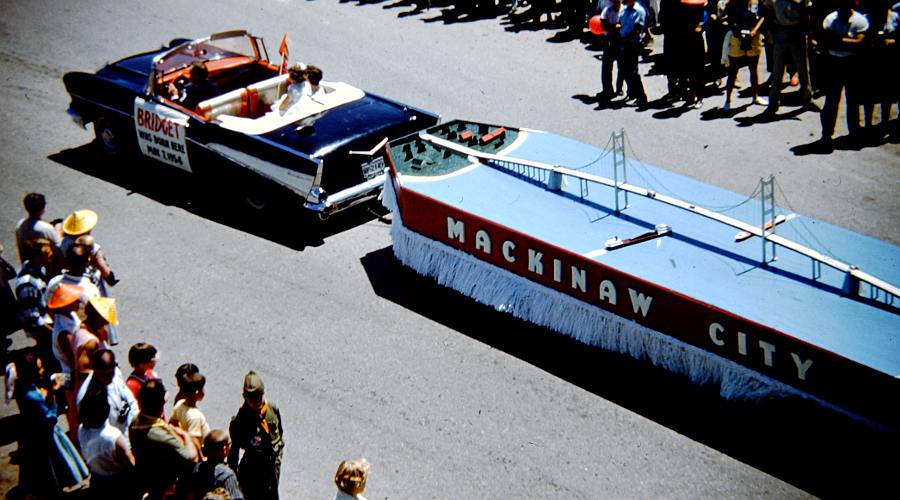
[
  {"xmin": 768, "ymin": 26, "xmax": 812, "ymax": 109},
  {"xmin": 820, "ymin": 54, "xmax": 863, "ymax": 140},
  {"xmin": 620, "ymin": 41, "xmax": 647, "ymax": 101},
  {"xmin": 601, "ymin": 42, "xmax": 622, "ymax": 95}
]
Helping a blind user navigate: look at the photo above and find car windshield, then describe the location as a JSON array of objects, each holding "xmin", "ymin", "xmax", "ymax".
[{"xmin": 156, "ymin": 32, "xmax": 261, "ymax": 78}]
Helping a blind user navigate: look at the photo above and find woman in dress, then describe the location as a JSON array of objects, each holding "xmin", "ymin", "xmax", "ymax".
[{"xmin": 13, "ymin": 347, "xmax": 90, "ymax": 497}]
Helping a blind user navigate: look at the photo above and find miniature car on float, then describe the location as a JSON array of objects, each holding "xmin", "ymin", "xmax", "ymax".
[{"xmin": 63, "ymin": 30, "xmax": 440, "ymax": 216}]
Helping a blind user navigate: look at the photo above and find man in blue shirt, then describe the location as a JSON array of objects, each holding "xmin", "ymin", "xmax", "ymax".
[{"xmin": 619, "ymin": 0, "xmax": 649, "ymax": 106}]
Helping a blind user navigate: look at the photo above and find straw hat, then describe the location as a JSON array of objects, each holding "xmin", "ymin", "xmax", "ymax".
[
  {"xmin": 47, "ymin": 282, "xmax": 84, "ymax": 309},
  {"xmin": 88, "ymin": 296, "xmax": 119, "ymax": 325},
  {"xmin": 63, "ymin": 209, "xmax": 98, "ymax": 236}
]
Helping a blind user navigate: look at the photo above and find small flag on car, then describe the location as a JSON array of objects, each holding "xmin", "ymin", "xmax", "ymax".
[{"xmin": 279, "ymin": 34, "xmax": 290, "ymax": 73}]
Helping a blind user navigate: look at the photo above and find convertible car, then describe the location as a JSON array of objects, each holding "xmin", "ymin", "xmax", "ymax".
[{"xmin": 63, "ymin": 30, "xmax": 440, "ymax": 216}]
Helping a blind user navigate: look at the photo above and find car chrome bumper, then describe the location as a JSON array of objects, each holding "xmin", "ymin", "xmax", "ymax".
[{"xmin": 304, "ymin": 172, "xmax": 387, "ymax": 217}]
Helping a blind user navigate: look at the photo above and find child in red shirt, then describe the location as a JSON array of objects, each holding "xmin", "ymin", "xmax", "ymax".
[{"xmin": 125, "ymin": 342, "xmax": 158, "ymax": 399}]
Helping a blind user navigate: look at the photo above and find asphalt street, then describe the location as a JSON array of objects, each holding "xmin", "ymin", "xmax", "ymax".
[{"xmin": 1, "ymin": 0, "xmax": 897, "ymax": 498}]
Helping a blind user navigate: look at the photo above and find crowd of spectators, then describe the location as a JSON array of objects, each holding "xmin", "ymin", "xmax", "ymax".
[
  {"xmin": 1, "ymin": 193, "xmax": 371, "ymax": 499},
  {"xmin": 403, "ymin": 0, "xmax": 898, "ymax": 147}
]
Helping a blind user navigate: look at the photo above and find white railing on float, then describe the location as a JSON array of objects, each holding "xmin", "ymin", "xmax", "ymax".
[{"xmin": 418, "ymin": 132, "xmax": 899, "ymax": 307}]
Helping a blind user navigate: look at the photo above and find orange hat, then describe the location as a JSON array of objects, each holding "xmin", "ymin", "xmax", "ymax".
[
  {"xmin": 48, "ymin": 282, "xmax": 84, "ymax": 309},
  {"xmin": 63, "ymin": 209, "xmax": 98, "ymax": 236}
]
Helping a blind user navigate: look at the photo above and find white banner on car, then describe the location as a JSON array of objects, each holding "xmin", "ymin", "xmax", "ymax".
[{"xmin": 134, "ymin": 97, "xmax": 191, "ymax": 172}]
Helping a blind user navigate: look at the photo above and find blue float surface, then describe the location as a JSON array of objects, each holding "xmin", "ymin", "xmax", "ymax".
[{"xmin": 399, "ymin": 130, "xmax": 900, "ymax": 376}]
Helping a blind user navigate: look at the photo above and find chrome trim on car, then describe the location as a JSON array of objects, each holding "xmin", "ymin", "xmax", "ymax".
[{"xmin": 304, "ymin": 172, "xmax": 386, "ymax": 215}]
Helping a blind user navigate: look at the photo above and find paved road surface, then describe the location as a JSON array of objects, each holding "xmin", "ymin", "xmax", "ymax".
[{"xmin": 1, "ymin": 1, "xmax": 897, "ymax": 498}]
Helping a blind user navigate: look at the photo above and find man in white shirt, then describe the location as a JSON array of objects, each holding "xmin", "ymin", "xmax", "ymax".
[{"xmin": 77, "ymin": 349, "xmax": 139, "ymax": 446}]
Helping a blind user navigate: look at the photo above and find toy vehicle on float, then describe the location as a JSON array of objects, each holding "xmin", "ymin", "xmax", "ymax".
[{"xmin": 63, "ymin": 30, "xmax": 440, "ymax": 217}]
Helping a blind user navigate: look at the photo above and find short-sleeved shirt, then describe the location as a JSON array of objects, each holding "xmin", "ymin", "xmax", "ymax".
[
  {"xmin": 77, "ymin": 370, "xmax": 139, "ymax": 445},
  {"xmin": 601, "ymin": 4, "xmax": 621, "ymax": 25},
  {"xmin": 15, "ymin": 217, "xmax": 61, "ymax": 264},
  {"xmin": 170, "ymin": 400, "xmax": 209, "ymax": 441},
  {"xmin": 823, "ymin": 10, "xmax": 870, "ymax": 56},
  {"xmin": 619, "ymin": 2, "xmax": 647, "ymax": 39},
  {"xmin": 129, "ymin": 413, "xmax": 196, "ymax": 495}
]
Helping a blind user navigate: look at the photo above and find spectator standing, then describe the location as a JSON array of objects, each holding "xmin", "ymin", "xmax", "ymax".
[
  {"xmin": 47, "ymin": 281, "xmax": 84, "ymax": 439},
  {"xmin": 817, "ymin": 0, "xmax": 869, "ymax": 147},
  {"xmin": 129, "ymin": 379, "xmax": 200, "ymax": 499},
  {"xmin": 333, "ymin": 458, "xmax": 371, "ymax": 500},
  {"xmin": 14, "ymin": 193, "xmax": 62, "ymax": 268},
  {"xmin": 680, "ymin": 0, "xmax": 709, "ymax": 108},
  {"xmin": 174, "ymin": 362, "xmax": 201, "ymax": 404},
  {"xmin": 759, "ymin": 0, "xmax": 779, "ymax": 80},
  {"xmin": 72, "ymin": 297, "xmax": 116, "ymax": 386},
  {"xmin": 862, "ymin": 2, "xmax": 898, "ymax": 137},
  {"xmin": 706, "ymin": 0, "xmax": 730, "ymax": 84},
  {"xmin": 766, "ymin": 0, "xmax": 819, "ymax": 113},
  {"xmin": 78, "ymin": 390, "xmax": 139, "ymax": 499},
  {"xmin": 599, "ymin": 0, "xmax": 626, "ymax": 100},
  {"xmin": 170, "ymin": 370, "xmax": 210, "ymax": 453},
  {"xmin": 228, "ymin": 370, "xmax": 284, "ymax": 500},
  {"xmin": 72, "ymin": 297, "xmax": 116, "ymax": 393},
  {"xmin": 658, "ymin": 0, "xmax": 689, "ymax": 101},
  {"xmin": 619, "ymin": 0, "xmax": 651, "ymax": 106},
  {"xmin": 61, "ymin": 210, "xmax": 120, "ymax": 344},
  {"xmin": 722, "ymin": 0, "xmax": 768, "ymax": 108},
  {"xmin": 126, "ymin": 342, "xmax": 160, "ymax": 399},
  {"xmin": 12, "ymin": 348, "xmax": 90, "ymax": 497},
  {"xmin": 1, "ymin": 245, "xmax": 18, "ymax": 349},
  {"xmin": 13, "ymin": 238, "xmax": 55, "ymax": 369},
  {"xmin": 183, "ymin": 429, "xmax": 244, "ymax": 500},
  {"xmin": 77, "ymin": 348, "xmax": 140, "ymax": 446},
  {"xmin": 44, "ymin": 241, "xmax": 101, "ymax": 323},
  {"xmin": 60, "ymin": 209, "xmax": 116, "ymax": 287}
]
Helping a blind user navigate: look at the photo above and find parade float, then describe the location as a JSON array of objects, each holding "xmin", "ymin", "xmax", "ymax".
[{"xmin": 380, "ymin": 120, "xmax": 899, "ymax": 429}]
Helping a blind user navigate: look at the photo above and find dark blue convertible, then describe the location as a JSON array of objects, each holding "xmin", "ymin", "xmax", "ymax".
[{"xmin": 63, "ymin": 30, "xmax": 440, "ymax": 216}]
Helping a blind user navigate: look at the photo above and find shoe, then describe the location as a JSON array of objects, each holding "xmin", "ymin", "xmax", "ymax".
[
  {"xmin": 723, "ymin": 101, "xmax": 731, "ymax": 110},
  {"xmin": 753, "ymin": 96, "xmax": 768, "ymax": 106},
  {"xmin": 790, "ymin": 74, "xmax": 799, "ymax": 87},
  {"xmin": 691, "ymin": 100, "xmax": 703, "ymax": 109},
  {"xmin": 812, "ymin": 137, "xmax": 834, "ymax": 153}
]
